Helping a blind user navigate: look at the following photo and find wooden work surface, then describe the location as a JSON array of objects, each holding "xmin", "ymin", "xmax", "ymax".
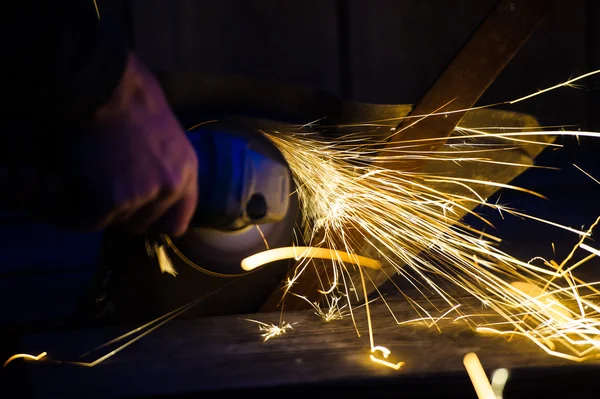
[{"xmin": 12, "ymin": 295, "xmax": 600, "ymax": 398}]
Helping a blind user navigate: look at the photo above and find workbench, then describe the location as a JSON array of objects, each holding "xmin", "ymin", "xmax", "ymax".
[{"xmin": 8, "ymin": 295, "xmax": 600, "ymax": 398}]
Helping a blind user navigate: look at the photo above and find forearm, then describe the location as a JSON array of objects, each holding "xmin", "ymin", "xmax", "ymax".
[{"xmin": 1, "ymin": 1, "xmax": 128, "ymax": 126}]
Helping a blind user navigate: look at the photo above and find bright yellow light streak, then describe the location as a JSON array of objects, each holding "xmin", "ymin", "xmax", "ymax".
[
  {"xmin": 290, "ymin": 293, "xmax": 350, "ymax": 321},
  {"xmin": 503, "ymin": 210, "xmax": 589, "ymax": 237},
  {"xmin": 359, "ymin": 266, "xmax": 374, "ymax": 350},
  {"xmin": 394, "ymin": 129, "xmax": 600, "ymax": 146},
  {"xmin": 490, "ymin": 368, "xmax": 509, "ymax": 399},
  {"xmin": 243, "ymin": 319, "xmax": 294, "ymax": 341},
  {"xmin": 559, "ymin": 218, "xmax": 600, "ymax": 274},
  {"xmin": 63, "ymin": 297, "xmax": 205, "ymax": 367},
  {"xmin": 3, "ymin": 352, "xmax": 47, "ymax": 368},
  {"xmin": 255, "ymin": 225, "xmax": 270, "ymax": 249},
  {"xmin": 186, "ymin": 120, "xmax": 219, "ymax": 131},
  {"xmin": 474, "ymin": 327, "xmax": 600, "ymax": 362},
  {"xmin": 385, "ymin": 99, "xmax": 458, "ymax": 142},
  {"xmin": 510, "ymin": 70, "xmax": 600, "ymax": 104},
  {"xmin": 580, "ymin": 243, "xmax": 600, "ymax": 258},
  {"xmin": 464, "ymin": 353, "xmax": 495, "ymax": 399},
  {"xmin": 241, "ymin": 246, "xmax": 381, "ymax": 271},
  {"xmin": 574, "ymin": 164, "xmax": 600, "ymax": 186},
  {"xmin": 92, "ymin": 0, "xmax": 100, "ymax": 20},
  {"xmin": 358, "ymin": 265, "xmax": 404, "ymax": 370},
  {"xmin": 455, "ymin": 126, "xmax": 562, "ymax": 148},
  {"xmin": 510, "ymin": 282, "xmax": 571, "ymax": 323},
  {"xmin": 369, "ymin": 346, "xmax": 405, "ymax": 370},
  {"xmin": 157, "ymin": 244, "xmax": 177, "ymax": 276},
  {"xmin": 8, "ymin": 281, "xmax": 238, "ymax": 368}
]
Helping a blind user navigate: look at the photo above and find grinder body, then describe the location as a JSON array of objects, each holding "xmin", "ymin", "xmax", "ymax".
[
  {"xmin": 188, "ymin": 123, "xmax": 292, "ymax": 232},
  {"xmin": 162, "ymin": 121, "xmax": 298, "ymax": 277}
]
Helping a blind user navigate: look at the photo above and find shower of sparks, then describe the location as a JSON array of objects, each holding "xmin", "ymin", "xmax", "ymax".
[
  {"xmin": 237, "ymin": 69, "xmax": 600, "ymax": 365},
  {"xmin": 259, "ymin": 125, "xmax": 600, "ymax": 361},
  {"xmin": 291, "ymin": 293, "xmax": 350, "ymax": 321},
  {"xmin": 243, "ymin": 319, "xmax": 294, "ymax": 341}
]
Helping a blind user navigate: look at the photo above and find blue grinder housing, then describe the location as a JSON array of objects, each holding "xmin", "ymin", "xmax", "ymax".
[{"xmin": 186, "ymin": 122, "xmax": 293, "ymax": 231}]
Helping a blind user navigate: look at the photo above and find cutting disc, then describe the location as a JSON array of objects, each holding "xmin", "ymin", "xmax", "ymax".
[{"xmin": 167, "ymin": 217, "xmax": 296, "ymax": 277}]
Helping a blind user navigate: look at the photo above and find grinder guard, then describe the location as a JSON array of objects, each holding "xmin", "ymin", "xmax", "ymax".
[{"xmin": 170, "ymin": 121, "xmax": 299, "ymax": 276}]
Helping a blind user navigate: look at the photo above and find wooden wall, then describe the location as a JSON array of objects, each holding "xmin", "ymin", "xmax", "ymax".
[{"xmin": 129, "ymin": 0, "xmax": 598, "ymax": 128}]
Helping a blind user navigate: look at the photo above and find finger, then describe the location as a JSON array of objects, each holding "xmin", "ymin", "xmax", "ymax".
[
  {"xmin": 118, "ymin": 189, "xmax": 181, "ymax": 234},
  {"xmin": 107, "ymin": 190, "xmax": 159, "ymax": 228},
  {"xmin": 152, "ymin": 172, "xmax": 198, "ymax": 237},
  {"xmin": 118, "ymin": 164, "xmax": 196, "ymax": 234}
]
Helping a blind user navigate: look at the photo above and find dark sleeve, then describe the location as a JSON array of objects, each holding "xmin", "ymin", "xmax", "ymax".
[{"xmin": 1, "ymin": 1, "xmax": 129, "ymax": 127}]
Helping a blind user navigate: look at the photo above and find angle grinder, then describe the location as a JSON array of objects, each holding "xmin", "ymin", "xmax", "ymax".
[
  {"xmin": 162, "ymin": 120, "xmax": 299, "ymax": 277},
  {"xmin": 86, "ymin": 118, "xmax": 300, "ymax": 323}
]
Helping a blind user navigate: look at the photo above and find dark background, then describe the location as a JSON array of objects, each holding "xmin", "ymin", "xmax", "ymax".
[{"xmin": 1, "ymin": 0, "xmax": 600, "ymax": 330}]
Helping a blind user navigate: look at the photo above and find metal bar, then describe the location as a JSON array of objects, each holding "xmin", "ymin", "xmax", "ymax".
[{"xmin": 382, "ymin": 0, "xmax": 557, "ymax": 169}]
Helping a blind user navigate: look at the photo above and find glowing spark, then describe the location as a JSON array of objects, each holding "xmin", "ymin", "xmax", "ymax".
[
  {"xmin": 186, "ymin": 120, "xmax": 219, "ymax": 131},
  {"xmin": 146, "ymin": 236, "xmax": 177, "ymax": 276},
  {"xmin": 6, "ymin": 281, "xmax": 238, "ymax": 368},
  {"xmin": 357, "ymin": 262, "xmax": 404, "ymax": 370},
  {"xmin": 299, "ymin": 117, "xmax": 327, "ymax": 130},
  {"xmin": 255, "ymin": 225, "xmax": 270, "ymax": 250},
  {"xmin": 3, "ymin": 352, "xmax": 47, "ymax": 368},
  {"xmin": 62, "ymin": 296, "xmax": 208, "ymax": 367},
  {"xmin": 291, "ymin": 293, "xmax": 350, "ymax": 321},
  {"xmin": 574, "ymin": 164, "xmax": 600, "ymax": 185},
  {"xmin": 369, "ymin": 346, "xmax": 404, "ymax": 370},
  {"xmin": 156, "ymin": 245, "xmax": 177, "ymax": 276},
  {"xmin": 579, "ymin": 243, "xmax": 600, "ymax": 258},
  {"xmin": 510, "ymin": 281, "xmax": 572, "ymax": 323},
  {"xmin": 241, "ymin": 246, "xmax": 381, "ymax": 271},
  {"xmin": 510, "ymin": 70, "xmax": 600, "ymax": 104},
  {"xmin": 92, "ymin": 0, "xmax": 100, "ymax": 20},
  {"xmin": 464, "ymin": 353, "xmax": 495, "ymax": 399},
  {"xmin": 244, "ymin": 319, "xmax": 294, "ymax": 341}
]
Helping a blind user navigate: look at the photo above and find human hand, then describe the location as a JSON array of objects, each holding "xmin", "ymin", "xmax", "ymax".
[{"xmin": 2, "ymin": 53, "xmax": 199, "ymax": 236}]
